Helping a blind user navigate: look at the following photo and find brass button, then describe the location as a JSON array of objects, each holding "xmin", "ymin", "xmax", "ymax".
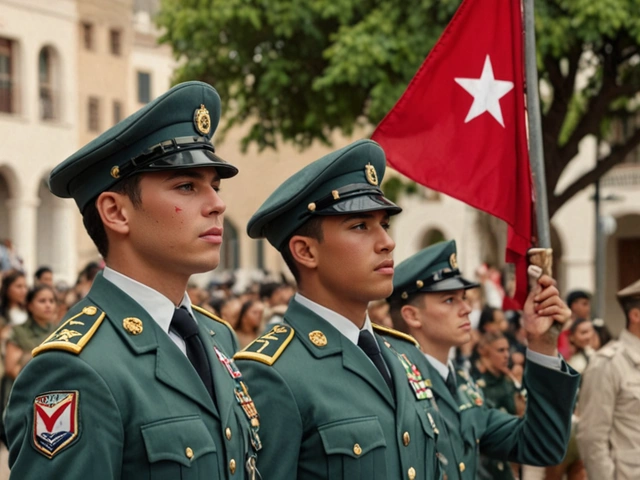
[
  {"xmin": 403, "ymin": 431, "xmax": 410, "ymax": 446},
  {"xmin": 229, "ymin": 458, "xmax": 236, "ymax": 474},
  {"xmin": 408, "ymin": 467, "xmax": 416, "ymax": 480},
  {"xmin": 225, "ymin": 427, "xmax": 232, "ymax": 440},
  {"xmin": 459, "ymin": 462, "xmax": 466, "ymax": 472},
  {"xmin": 185, "ymin": 447, "xmax": 194, "ymax": 459},
  {"xmin": 353, "ymin": 443, "xmax": 362, "ymax": 456}
]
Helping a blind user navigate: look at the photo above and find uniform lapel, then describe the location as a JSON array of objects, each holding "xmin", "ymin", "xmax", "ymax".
[
  {"xmin": 87, "ymin": 274, "xmax": 218, "ymax": 418},
  {"xmin": 285, "ymin": 300, "xmax": 395, "ymax": 407},
  {"xmin": 429, "ymin": 365, "xmax": 461, "ymax": 416}
]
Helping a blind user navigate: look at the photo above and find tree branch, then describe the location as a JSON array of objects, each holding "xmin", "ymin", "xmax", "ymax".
[{"xmin": 550, "ymin": 127, "xmax": 640, "ymax": 217}]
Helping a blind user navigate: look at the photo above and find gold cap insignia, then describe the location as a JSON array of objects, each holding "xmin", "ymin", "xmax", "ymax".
[
  {"xmin": 450, "ymin": 253, "xmax": 458, "ymax": 269},
  {"xmin": 331, "ymin": 190, "xmax": 340, "ymax": 200},
  {"xmin": 110, "ymin": 166, "xmax": 120, "ymax": 179},
  {"xmin": 308, "ymin": 330, "xmax": 327, "ymax": 347},
  {"xmin": 401, "ymin": 292, "xmax": 408, "ymax": 300},
  {"xmin": 416, "ymin": 280, "xmax": 424, "ymax": 289},
  {"xmin": 82, "ymin": 306, "xmax": 98, "ymax": 316},
  {"xmin": 193, "ymin": 104, "xmax": 211, "ymax": 135},
  {"xmin": 308, "ymin": 202, "xmax": 316, "ymax": 212},
  {"xmin": 365, "ymin": 163, "xmax": 378, "ymax": 186},
  {"xmin": 123, "ymin": 317, "xmax": 143, "ymax": 335}
]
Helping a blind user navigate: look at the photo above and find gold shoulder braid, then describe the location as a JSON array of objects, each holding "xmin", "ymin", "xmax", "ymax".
[
  {"xmin": 192, "ymin": 305, "xmax": 234, "ymax": 331},
  {"xmin": 234, "ymin": 324, "xmax": 295, "ymax": 366},
  {"xmin": 371, "ymin": 323, "xmax": 420, "ymax": 348},
  {"xmin": 33, "ymin": 305, "xmax": 105, "ymax": 357}
]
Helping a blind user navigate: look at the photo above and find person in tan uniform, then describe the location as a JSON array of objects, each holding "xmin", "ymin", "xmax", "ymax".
[{"xmin": 576, "ymin": 278, "xmax": 640, "ymax": 479}]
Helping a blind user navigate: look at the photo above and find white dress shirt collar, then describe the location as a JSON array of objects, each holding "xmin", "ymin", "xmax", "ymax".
[
  {"xmin": 294, "ymin": 292, "xmax": 375, "ymax": 347},
  {"xmin": 424, "ymin": 352, "xmax": 451, "ymax": 381},
  {"xmin": 102, "ymin": 266, "xmax": 194, "ymax": 335}
]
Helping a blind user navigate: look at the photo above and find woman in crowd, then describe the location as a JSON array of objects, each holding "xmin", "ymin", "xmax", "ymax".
[
  {"xmin": 235, "ymin": 299, "xmax": 264, "ymax": 349},
  {"xmin": 0, "ymin": 270, "xmax": 28, "ymax": 328},
  {"xmin": 566, "ymin": 318, "xmax": 595, "ymax": 374}
]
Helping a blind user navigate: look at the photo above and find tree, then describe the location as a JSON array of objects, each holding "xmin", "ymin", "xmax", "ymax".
[{"xmin": 157, "ymin": 0, "xmax": 640, "ymax": 217}]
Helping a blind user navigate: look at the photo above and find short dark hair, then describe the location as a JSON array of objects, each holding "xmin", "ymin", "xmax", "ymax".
[
  {"xmin": 25, "ymin": 285, "xmax": 55, "ymax": 315},
  {"xmin": 566, "ymin": 290, "xmax": 591, "ymax": 308},
  {"xmin": 82, "ymin": 175, "xmax": 142, "ymax": 258},
  {"xmin": 280, "ymin": 216, "xmax": 324, "ymax": 282},
  {"xmin": 478, "ymin": 306, "xmax": 499, "ymax": 333},
  {"xmin": 388, "ymin": 292, "xmax": 424, "ymax": 335},
  {"xmin": 621, "ymin": 297, "xmax": 640, "ymax": 328},
  {"xmin": 34, "ymin": 266, "xmax": 52, "ymax": 279}
]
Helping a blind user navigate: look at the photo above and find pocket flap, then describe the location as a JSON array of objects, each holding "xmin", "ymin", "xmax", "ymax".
[
  {"xmin": 318, "ymin": 417, "xmax": 387, "ymax": 458},
  {"xmin": 141, "ymin": 415, "xmax": 217, "ymax": 466}
]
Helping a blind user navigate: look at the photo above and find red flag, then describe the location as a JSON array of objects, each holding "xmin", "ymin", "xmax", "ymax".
[{"xmin": 372, "ymin": 0, "xmax": 532, "ymax": 307}]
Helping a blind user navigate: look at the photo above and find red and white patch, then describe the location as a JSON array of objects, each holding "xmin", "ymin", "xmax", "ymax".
[{"xmin": 33, "ymin": 391, "xmax": 79, "ymax": 458}]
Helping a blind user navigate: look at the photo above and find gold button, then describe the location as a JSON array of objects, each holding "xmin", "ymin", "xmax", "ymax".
[
  {"xmin": 459, "ymin": 462, "xmax": 466, "ymax": 472},
  {"xmin": 408, "ymin": 467, "xmax": 416, "ymax": 480},
  {"xmin": 185, "ymin": 447, "xmax": 193, "ymax": 459},
  {"xmin": 225, "ymin": 427, "xmax": 232, "ymax": 440},
  {"xmin": 403, "ymin": 431, "xmax": 410, "ymax": 446},
  {"xmin": 353, "ymin": 443, "xmax": 362, "ymax": 456},
  {"xmin": 229, "ymin": 458, "xmax": 236, "ymax": 474}
]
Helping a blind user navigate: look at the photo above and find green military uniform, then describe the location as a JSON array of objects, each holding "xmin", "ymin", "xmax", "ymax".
[
  {"xmin": 7, "ymin": 316, "xmax": 56, "ymax": 352},
  {"xmin": 390, "ymin": 241, "xmax": 581, "ymax": 480},
  {"xmin": 5, "ymin": 82, "xmax": 261, "ymax": 479},
  {"xmin": 235, "ymin": 140, "xmax": 441, "ymax": 480}
]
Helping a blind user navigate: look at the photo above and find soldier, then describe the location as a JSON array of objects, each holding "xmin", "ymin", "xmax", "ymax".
[
  {"xmin": 576, "ymin": 278, "xmax": 640, "ymax": 480},
  {"xmin": 235, "ymin": 139, "xmax": 441, "ymax": 480},
  {"xmin": 387, "ymin": 240, "xmax": 580, "ymax": 480},
  {"xmin": 5, "ymin": 82, "xmax": 262, "ymax": 479}
]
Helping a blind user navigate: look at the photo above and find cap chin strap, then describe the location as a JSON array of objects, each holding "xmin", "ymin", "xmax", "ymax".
[{"xmin": 299, "ymin": 183, "xmax": 386, "ymax": 219}]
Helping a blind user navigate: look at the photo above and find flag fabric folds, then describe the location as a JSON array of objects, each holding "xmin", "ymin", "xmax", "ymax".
[{"xmin": 372, "ymin": 0, "xmax": 532, "ymax": 306}]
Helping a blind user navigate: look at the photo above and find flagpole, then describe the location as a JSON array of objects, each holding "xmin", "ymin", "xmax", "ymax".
[{"xmin": 523, "ymin": 0, "xmax": 551, "ymax": 248}]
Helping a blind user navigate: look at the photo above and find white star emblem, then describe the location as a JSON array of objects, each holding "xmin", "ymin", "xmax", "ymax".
[{"xmin": 454, "ymin": 55, "xmax": 514, "ymax": 127}]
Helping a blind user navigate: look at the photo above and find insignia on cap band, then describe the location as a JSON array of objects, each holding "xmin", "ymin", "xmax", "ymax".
[
  {"xmin": 194, "ymin": 104, "xmax": 211, "ymax": 135},
  {"xmin": 450, "ymin": 253, "xmax": 458, "ymax": 269},
  {"xmin": 365, "ymin": 163, "xmax": 378, "ymax": 186},
  {"xmin": 416, "ymin": 280, "xmax": 424, "ymax": 288},
  {"xmin": 110, "ymin": 166, "xmax": 120, "ymax": 179},
  {"xmin": 401, "ymin": 292, "xmax": 408, "ymax": 300},
  {"xmin": 331, "ymin": 190, "xmax": 340, "ymax": 200},
  {"xmin": 308, "ymin": 202, "xmax": 316, "ymax": 212}
]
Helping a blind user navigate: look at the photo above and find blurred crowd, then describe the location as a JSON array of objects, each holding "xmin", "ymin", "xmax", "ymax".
[{"xmin": 0, "ymin": 256, "xmax": 617, "ymax": 479}]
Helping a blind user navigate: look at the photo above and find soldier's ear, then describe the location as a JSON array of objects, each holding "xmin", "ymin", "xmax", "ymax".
[
  {"xmin": 96, "ymin": 191, "xmax": 130, "ymax": 236},
  {"xmin": 288, "ymin": 235, "xmax": 318, "ymax": 272},
  {"xmin": 400, "ymin": 304, "xmax": 422, "ymax": 330}
]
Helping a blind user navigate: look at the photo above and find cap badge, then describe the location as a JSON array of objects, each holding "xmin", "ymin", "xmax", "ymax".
[
  {"xmin": 308, "ymin": 330, "xmax": 327, "ymax": 347},
  {"xmin": 450, "ymin": 253, "xmax": 458, "ymax": 269},
  {"xmin": 194, "ymin": 104, "xmax": 211, "ymax": 135},
  {"xmin": 416, "ymin": 280, "xmax": 424, "ymax": 289},
  {"xmin": 110, "ymin": 166, "xmax": 120, "ymax": 179},
  {"xmin": 365, "ymin": 163, "xmax": 379, "ymax": 186},
  {"xmin": 123, "ymin": 317, "xmax": 143, "ymax": 335}
]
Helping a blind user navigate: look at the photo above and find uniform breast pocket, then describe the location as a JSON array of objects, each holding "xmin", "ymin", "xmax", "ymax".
[
  {"xmin": 318, "ymin": 416, "xmax": 388, "ymax": 479},
  {"xmin": 141, "ymin": 415, "xmax": 219, "ymax": 480}
]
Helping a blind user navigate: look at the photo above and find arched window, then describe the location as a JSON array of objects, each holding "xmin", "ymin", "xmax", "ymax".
[
  {"xmin": 219, "ymin": 218, "xmax": 240, "ymax": 270},
  {"xmin": 38, "ymin": 46, "xmax": 59, "ymax": 120},
  {"xmin": 420, "ymin": 228, "xmax": 446, "ymax": 249}
]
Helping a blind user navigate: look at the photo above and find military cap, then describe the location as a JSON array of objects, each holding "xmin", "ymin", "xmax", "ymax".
[
  {"xmin": 247, "ymin": 139, "xmax": 401, "ymax": 251},
  {"xmin": 390, "ymin": 240, "xmax": 478, "ymax": 300},
  {"xmin": 49, "ymin": 81, "xmax": 237, "ymax": 212},
  {"xmin": 617, "ymin": 278, "xmax": 640, "ymax": 305}
]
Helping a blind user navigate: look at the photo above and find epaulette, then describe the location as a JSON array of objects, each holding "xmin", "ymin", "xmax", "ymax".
[
  {"xmin": 234, "ymin": 324, "xmax": 295, "ymax": 366},
  {"xmin": 33, "ymin": 305, "xmax": 105, "ymax": 357},
  {"xmin": 597, "ymin": 340, "xmax": 622, "ymax": 359},
  {"xmin": 372, "ymin": 323, "xmax": 420, "ymax": 348},
  {"xmin": 192, "ymin": 305, "xmax": 234, "ymax": 331}
]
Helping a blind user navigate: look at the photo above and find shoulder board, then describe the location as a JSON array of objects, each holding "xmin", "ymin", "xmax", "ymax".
[
  {"xmin": 372, "ymin": 323, "xmax": 420, "ymax": 347},
  {"xmin": 597, "ymin": 340, "xmax": 622, "ymax": 359},
  {"xmin": 32, "ymin": 305, "xmax": 106, "ymax": 357},
  {"xmin": 192, "ymin": 305, "xmax": 234, "ymax": 331},
  {"xmin": 234, "ymin": 324, "xmax": 295, "ymax": 366}
]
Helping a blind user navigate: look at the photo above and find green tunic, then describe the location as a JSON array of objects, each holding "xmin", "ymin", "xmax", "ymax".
[
  {"xmin": 5, "ymin": 273, "xmax": 261, "ymax": 479},
  {"xmin": 235, "ymin": 298, "xmax": 442, "ymax": 480},
  {"xmin": 410, "ymin": 355, "xmax": 579, "ymax": 480}
]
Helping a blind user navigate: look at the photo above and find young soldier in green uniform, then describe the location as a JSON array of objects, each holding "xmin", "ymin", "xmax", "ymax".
[
  {"xmin": 234, "ymin": 139, "xmax": 441, "ymax": 480},
  {"xmin": 5, "ymin": 82, "xmax": 262, "ymax": 479},
  {"xmin": 387, "ymin": 240, "xmax": 580, "ymax": 480}
]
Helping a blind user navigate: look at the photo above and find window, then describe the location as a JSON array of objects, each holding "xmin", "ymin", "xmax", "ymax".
[
  {"xmin": 112, "ymin": 100, "xmax": 122, "ymax": 124},
  {"xmin": 88, "ymin": 97, "xmax": 100, "ymax": 132},
  {"xmin": 109, "ymin": 29, "xmax": 122, "ymax": 56},
  {"xmin": 0, "ymin": 38, "xmax": 15, "ymax": 113},
  {"xmin": 82, "ymin": 22, "xmax": 94, "ymax": 50},
  {"xmin": 39, "ymin": 47, "xmax": 57, "ymax": 120},
  {"xmin": 137, "ymin": 72, "xmax": 151, "ymax": 104}
]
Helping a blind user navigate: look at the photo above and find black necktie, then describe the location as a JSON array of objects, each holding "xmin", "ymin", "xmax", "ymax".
[
  {"xmin": 445, "ymin": 366, "xmax": 458, "ymax": 397},
  {"xmin": 358, "ymin": 330, "xmax": 394, "ymax": 392},
  {"xmin": 171, "ymin": 307, "xmax": 216, "ymax": 403}
]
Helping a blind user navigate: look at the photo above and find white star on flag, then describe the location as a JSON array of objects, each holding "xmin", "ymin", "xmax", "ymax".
[{"xmin": 454, "ymin": 55, "xmax": 514, "ymax": 127}]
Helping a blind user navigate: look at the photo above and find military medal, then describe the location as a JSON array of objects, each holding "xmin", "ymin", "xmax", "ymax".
[
  {"xmin": 383, "ymin": 341, "xmax": 430, "ymax": 401},
  {"xmin": 213, "ymin": 347, "xmax": 262, "ymax": 451}
]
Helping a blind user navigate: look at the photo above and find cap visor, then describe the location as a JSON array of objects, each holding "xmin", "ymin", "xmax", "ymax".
[
  {"xmin": 421, "ymin": 276, "xmax": 479, "ymax": 292},
  {"xmin": 140, "ymin": 149, "xmax": 238, "ymax": 178},
  {"xmin": 318, "ymin": 194, "xmax": 402, "ymax": 216}
]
